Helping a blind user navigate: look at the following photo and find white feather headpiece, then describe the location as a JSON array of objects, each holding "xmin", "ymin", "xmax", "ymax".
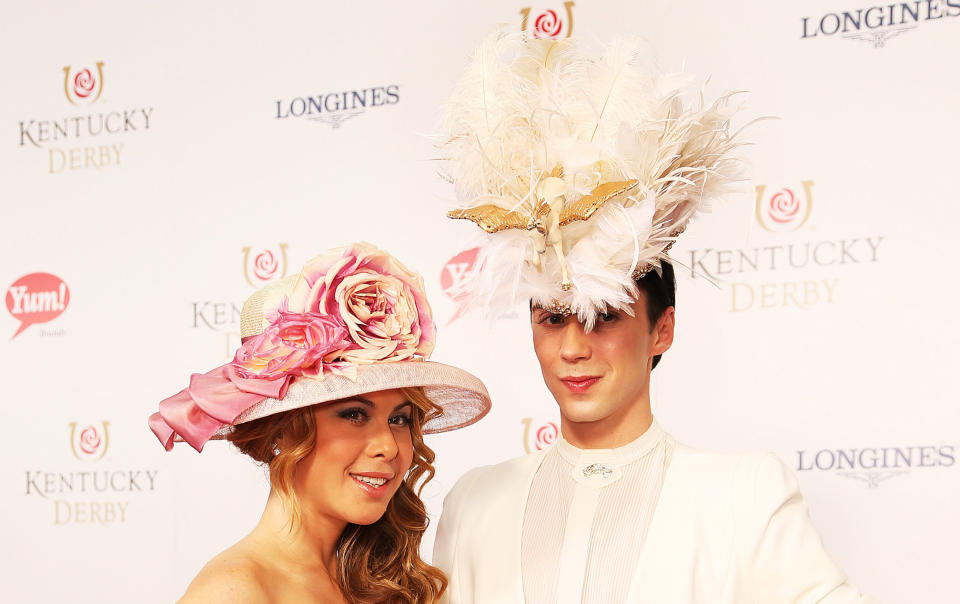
[{"xmin": 438, "ymin": 32, "xmax": 745, "ymax": 329}]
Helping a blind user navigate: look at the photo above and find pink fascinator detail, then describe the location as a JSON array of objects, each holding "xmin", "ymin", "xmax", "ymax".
[
  {"xmin": 150, "ymin": 242, "xmax": 438, "ymax": 452},
  {"xmin": 233, "ymin": 304, "xmax": 350, "ymax": 379}
]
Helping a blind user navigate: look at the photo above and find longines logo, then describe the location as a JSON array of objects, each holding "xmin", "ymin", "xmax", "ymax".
[
  {"xmin": 801, "ymin": 2, "xmax": 960, "ymax": 48},
  {"xmin": 686, "ymin": 178, "xmax": 885, "ymax": 312},
  {"xmin": 520, "ymin": 2, "xmax": 576, "ymax": 38},
  {"xmin": 797, "ymin": 445, "xmax": 955, "ymax": 488},
  {"xmin": 274, "ymin": 84, "xmax": 400, "ymax": 129},
  {"xmin": 521, "ymin": 417, "xmax": 560, "ymax": 454},
  {"xmin": 23, "ymin": 422, "xmax": 160, "ymax": 526},
  {"xmin": 6, "ymin": 272, "xmax": 70, "ymax": 339},
  {"xmin": 17, "ymin": 61, "xmax": 155, "ymax": 174}
]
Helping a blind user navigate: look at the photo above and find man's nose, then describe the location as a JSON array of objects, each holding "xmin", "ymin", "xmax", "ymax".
[{"xmin": 559, "ymin": 321, "xmax": 591, "ymax": 363}]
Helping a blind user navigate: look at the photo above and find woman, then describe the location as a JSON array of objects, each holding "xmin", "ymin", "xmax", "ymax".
[{"xmin": 149, "ymin": 242, "xmax": 490, "ymax": 603}]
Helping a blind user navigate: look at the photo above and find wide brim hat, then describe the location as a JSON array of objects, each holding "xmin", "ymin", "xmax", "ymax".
[{"xmin": 149, "ymin": 242, "xmax": 491, "ymax": 452}]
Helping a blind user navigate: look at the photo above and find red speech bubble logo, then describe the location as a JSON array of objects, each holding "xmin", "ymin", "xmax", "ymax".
[
  {"xmin": 6, "ymin": 273, "xmax": 70, "ymax": 339},
  {"xmin": 440, "ymin": 248, "xmax": 480, "ymax": 326}
]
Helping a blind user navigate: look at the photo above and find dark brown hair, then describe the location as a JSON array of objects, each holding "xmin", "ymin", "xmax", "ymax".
[{"xmin": 634, "ymin": 260, "xmax": 676, "ymax": 370}]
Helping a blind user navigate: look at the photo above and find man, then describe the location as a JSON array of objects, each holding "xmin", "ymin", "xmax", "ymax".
[{"xmin": 431, "ymin": 33, "xmax": 876, "ymax": 603}]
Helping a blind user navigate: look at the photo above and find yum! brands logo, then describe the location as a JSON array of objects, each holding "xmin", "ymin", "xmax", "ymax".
[
  {"xmin": 522, "ymin": 417, "xmax": 560, "ymax": 453},
  {"xmin": 242, "ymin": 243, "xmax": 289, "ymax": 287},
  {"xmin": 440, "ymin": 247, "xmax": 480, "ymax": 326},
  {"xmin": 69, "ymin": 421, "xmax": 110, "ymax": 461},
  {"xmin": 520, "ymin": 2, "xmax": 575, "ymax": 38},
  {"xmin": 6, "ymin": 272, "xmax": 70, "ymax": 339},
  {"xmin": 755, "ymin": 181, "xmax": 814, "ymax": 233},
  {"xmin": 63, "ymin": 62, "xmax": 104, "ymax": 105}
]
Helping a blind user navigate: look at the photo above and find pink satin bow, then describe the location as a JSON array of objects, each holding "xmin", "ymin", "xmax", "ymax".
[{"xmin": 149, "ymin": 363, "xmax": 291, "ymax": 452}]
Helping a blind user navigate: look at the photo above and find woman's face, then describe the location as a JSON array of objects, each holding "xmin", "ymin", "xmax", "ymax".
[{"xmin": 295, "ymin": 388, "xmax": 416, "ymax": 526}]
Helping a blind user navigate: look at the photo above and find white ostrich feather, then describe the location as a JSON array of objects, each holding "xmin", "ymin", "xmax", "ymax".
[{"xmin": 438, "ymin": 32, "xmax": 746, "ymax": 327}]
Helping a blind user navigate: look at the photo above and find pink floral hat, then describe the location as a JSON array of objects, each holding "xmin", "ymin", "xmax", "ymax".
[{"xmin": 149, "ymin": 242, "xmax": 491, "ymax": 452}]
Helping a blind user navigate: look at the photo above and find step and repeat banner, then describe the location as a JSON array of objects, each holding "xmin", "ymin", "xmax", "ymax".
[{"xmin": 2, "ymin": 1, "xmax": 957, "ymax": 602}]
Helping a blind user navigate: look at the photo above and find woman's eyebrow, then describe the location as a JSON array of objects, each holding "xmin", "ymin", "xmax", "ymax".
[
  {"xmin": 338, "ymin": 396, "xmax": 375, "ymax": 407},
  {"xmin": 393, "ymin": 401, "xmax": 413, "ymax": 412}
]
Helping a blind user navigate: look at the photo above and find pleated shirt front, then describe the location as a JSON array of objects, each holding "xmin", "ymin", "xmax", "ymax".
[{"xmin": 520, "ymin": 420, "xmax": 673, "ymax": 604}]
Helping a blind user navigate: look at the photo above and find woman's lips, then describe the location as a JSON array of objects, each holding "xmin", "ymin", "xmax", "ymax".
[
  {"xmin": 559, "ymin": 375, "xmax": 600, "ymax": 393},
  {"xmin": 350, "ymin": 472, "xmax": 394, "ymax": 498}
]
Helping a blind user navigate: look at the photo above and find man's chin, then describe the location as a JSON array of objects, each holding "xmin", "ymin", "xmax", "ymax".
[{"xmin": 555, "ymin": 398, "xmax": 612, "ymax": 424}]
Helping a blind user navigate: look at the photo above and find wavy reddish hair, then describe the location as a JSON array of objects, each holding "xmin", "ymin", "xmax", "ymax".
[{"xmin": 228, "ymin": 387, "xmax": 446, "ymax": 603}]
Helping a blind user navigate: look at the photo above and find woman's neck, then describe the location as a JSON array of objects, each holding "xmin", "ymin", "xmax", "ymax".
[{"xmin": 251, "ymin": 490, "xmax": 346, "ymax": 579}]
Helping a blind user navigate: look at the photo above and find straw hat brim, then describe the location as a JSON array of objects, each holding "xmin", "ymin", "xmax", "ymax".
[{"xmin": 204, "ymin": 360, "xmax": 490, "ymax": 439}]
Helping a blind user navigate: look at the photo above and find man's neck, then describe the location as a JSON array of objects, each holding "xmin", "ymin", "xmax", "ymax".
[{"xmin": 560, "ymin": 402, "xmax": 654, "ymax": 449}]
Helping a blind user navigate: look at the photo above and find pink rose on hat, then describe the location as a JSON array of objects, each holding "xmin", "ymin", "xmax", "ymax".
[
  {"xmin": 288, "ymin": 242, "xmax": 436, "ymax": 365},
  {"xmin": 233, "ymin": 306, "xmax": 350, "ymax": 379}
]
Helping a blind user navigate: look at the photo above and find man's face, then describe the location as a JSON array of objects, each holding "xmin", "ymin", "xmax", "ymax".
[{"xmin": 530, "ymin": 295, "xmax": 674, "ymax": 428}]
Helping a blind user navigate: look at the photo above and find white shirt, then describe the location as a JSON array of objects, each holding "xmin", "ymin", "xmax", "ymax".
[{"xmin": 520, "ymin": 420, "xmax": 673, "ymax": 604}]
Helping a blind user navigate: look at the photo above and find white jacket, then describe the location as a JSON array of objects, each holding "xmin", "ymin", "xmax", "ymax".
[{"xmin": 433, "ymin": 438, "xmax": 878, "ymax": 603}]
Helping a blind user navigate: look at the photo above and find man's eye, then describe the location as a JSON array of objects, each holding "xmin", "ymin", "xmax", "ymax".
[
  {"xmin": 338, "ymin": 408, "xmax": 367, "ymax": 423},
  {"xmin": 541, "ymin": 313, "xmax": 564, "ymax": 325}
]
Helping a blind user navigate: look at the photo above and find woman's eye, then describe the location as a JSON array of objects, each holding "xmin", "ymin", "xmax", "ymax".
[
  {"xmin": 389, "ymin": 414, "xmax": 411, "ymax": 427},
  {"xmin": 599, "ymin": 311, "xmax": 619, "ymax": 323},
  {"xmin": 338, "ymin": 408, "xmax": 368, "ymax": 423}
]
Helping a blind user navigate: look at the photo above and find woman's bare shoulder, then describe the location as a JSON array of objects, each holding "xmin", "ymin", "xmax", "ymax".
[{"xmin": 177, "ymin": 547, "xmax": 271, "ymax": 604}]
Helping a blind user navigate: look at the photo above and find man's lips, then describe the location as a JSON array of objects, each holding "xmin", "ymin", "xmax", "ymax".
[{"xmin": 559, "ymin": 375, "xmax": 601, "ymax": 393}]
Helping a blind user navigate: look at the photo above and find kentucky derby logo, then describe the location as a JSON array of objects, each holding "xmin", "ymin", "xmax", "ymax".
[
  {"xmin": 521, "ymin": 417, "xmax": 559, "ymax": 453},
  {"xmin": 6, "ymin": 273, "xmax": 70, "ymax": 339},
  {"xmin": 440, "ymin": 247, "xmax": 479, "ymax": 325},
  {"xmin": 63, "ymin": 62, "xmax": 105, "ymax": 105},
  {"xmin": 242, "ymin": 244, "xmax": 289, "ymax": 287},
  {"xmin": 69, "ymin": 421, "xmax": 110, "ymax": 461},
  {"xmin": 520, "ymin": 2, "xmax": 575, "ymax": 39},
  {"xmin": 754, "ymin": 181, "xmax": 814, "ymax": 233}
]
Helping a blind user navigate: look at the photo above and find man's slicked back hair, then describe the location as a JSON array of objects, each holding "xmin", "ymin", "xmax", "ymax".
[{"xmin": 635, "ymin": 260, "xmax": 676, "ymax": 370}]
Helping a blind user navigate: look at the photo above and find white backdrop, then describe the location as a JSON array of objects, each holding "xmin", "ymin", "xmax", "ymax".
[{"xmin": 2, "ymin": 1, "xmax": 958, "ymax": 602}]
